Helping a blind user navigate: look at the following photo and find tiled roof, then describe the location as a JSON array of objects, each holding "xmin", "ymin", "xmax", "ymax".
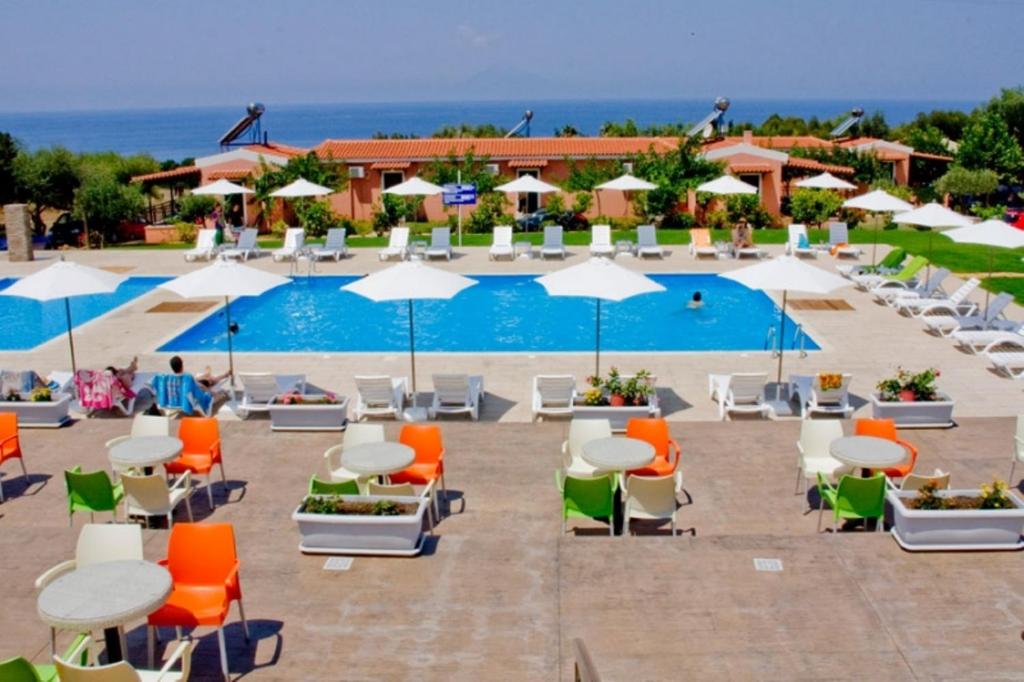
[
  {"xmin": 131, "ymin": 166, "xmax": 201, "ymax": 183},
  {"xmin": 704, "ymin": 135, "xmax": 834, "ymax": 152},
  {"xmin": 911, "ymin": 151, "xmax": 954, "ymax": 162},
  {"xmin": 207, "ymin": 169, "xmax": 252, "ymax": 180},
  {"xmin": 786, "ymin": 157, "xmax": 855, "ymax": 175},
  {"xmin": 315, "ymin": 137, "xmax": 679, "ymax": 161},
  {"xmin": 728, "ymin": 163, "xmax": 773, "ymax": 173},
  {"xmin": 201, "ymin": 160, "xmax": 263, "ymax": 180},
  {"xmin": 370, "ymin": 161, "xmax": 411, "ymax": 170},
  {"xmin": 242, "ymin": 142, "xmax": 309, "ymax": 158},
  {"xmin": 508, "ymin": 159, "xmax": 549, "ymax": 168}
]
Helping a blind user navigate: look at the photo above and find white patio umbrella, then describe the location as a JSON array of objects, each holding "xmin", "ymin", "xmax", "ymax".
[
  {"xmin": 596, "ymin": 174, "xmax": 657, "ymax": 216},
  {"xmin": 535, "ymin": 258, "xmax": 665, "ymax": 376},
  {"xmin": 496, "ymin": 175, "xmax": 560, "ymax": 221},
  {"xmin": 721, "ymin": 256, "xmax": 850, "ymax": 385},
  {"xmin": 795, "ymin": 172, "xmax": 856, "ymax": 191},
  {"xmin": 0, "ymin": 258, "xmax": 126, "ymax": 375},
  {"xmin": 893, "ymin": 202, "xmax": 972, "ymax": 279},
  {"xmin": 159, "ymin": 259, "xmax": 291, "ymax": 386},
  {"xmin": 383, "ymin": 176, "xmax": 444, "ymax": 196},
  {"xmin": 842, "ymin": 189, "xmax": 915, "ymax": 265},
  {"xmin": 696, "ymin": 175, "xmax": 758, "ymax": 195},
  {"xmin": 944, "ymin": 219, "xmax": 1024, "ymax": 308},
  {"xmin": 269, "ymin": 178, "xmax": 333, "ymax": 198},
  {"xmin": 191, "ymin": 179, "xmax": 253, "ymax": 196},
  {"xmin": 341, "ymin": 261, "xmax": 477, "ymax": 405}
]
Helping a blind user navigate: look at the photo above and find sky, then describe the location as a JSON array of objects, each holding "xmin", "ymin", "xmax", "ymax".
[{"xmin": 1, "ymin": 0, "xmax": 1022, "ymax": 112}]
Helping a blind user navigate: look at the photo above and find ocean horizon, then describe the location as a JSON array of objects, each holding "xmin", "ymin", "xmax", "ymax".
[{"xmin": 0, "ymin": 97, "xmax": 981, "ymax": 162}]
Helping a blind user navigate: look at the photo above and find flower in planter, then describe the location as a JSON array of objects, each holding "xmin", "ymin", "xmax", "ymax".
[
  {"xmin": 583, "ymin": 388, "xmax": 605, "ymax": 406},
  {"xmin": 818, "ymin": 372, "xmax": 843, "ymax": 391},
  {"xmin": 3, "ymin": 389, "xmax": 19, "ymax": 402},
  {"xmin": 30, "ymin": 387, "xmax": 52, "ymax": 403},
  {"xmin": 979, "ymin": 480, "xmax": 1012, "ymax": 510},
  {"xmin": 876, "ymin": 367, "xmax": 940, "ymax": 402}
]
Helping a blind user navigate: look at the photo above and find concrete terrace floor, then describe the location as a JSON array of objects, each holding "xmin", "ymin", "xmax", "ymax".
[
  {"xmin": 0, "ymin": 243, "xmax": 1022, "ymax": 423},
  {"xmin": 0, "ymin": 417, "xmax": 1022, "ymax": 680}
]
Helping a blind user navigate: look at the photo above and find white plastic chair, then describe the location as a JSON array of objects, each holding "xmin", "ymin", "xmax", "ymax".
[
  {"xmin": 897, "ymin": 469, "xmax": 951, "ymax": 491},
  {"xmin": 220, "ymin": 228, "xmax": 260, "ymax": 261},
  {"xmin": 709, "ymin": 373, "xmax": 772, "ymax": 420},
  {"xmin": 122, "ymin": 471, "xmax": 193, "ymax": 527},
  {"xmin": 430, "ymin": 374, "xmax": 484, "ymax": 420},
  {"xmin": 1010, "ymin": 415, "xmax": 1024, "ymax": 482},
  {"xmin": 489, "ymin": 225, "xmax": 514, "ymax": 260},
  {"xmin": 589, "ymin": 225, "xmax": 615, "ymax": 257},
  {"xmin": 105, "ymin": 414, "xmax": 172, "ymax": 478},
  {"xmin": 311, "ymin": 228, "xmax": 348, "ymax": 261},
  {"xmin": 636, "ymin": 225, "xmax": 664, "ymax": 258},
  {"xmin": 806, "ymin": 374, "xmax": 853, "ymax": 418},
  {"xmin": 622, "ymin": 472, "xmax": 682, "ymax": 536},
  {"xmin": 55, "ymin": 634, "xmax": 194, "ymax": 682},
  {"xmin": 541, "ymin": 225, "xmax": 566, "ymax": 259},
  {"xmin": 324, "ymin": 423, "xmax": 385, "ymax": 486},
  {"xmin": 425, "ymin": 227, "xmax": 453, "ymax": 260},
  {"xmin": 379, "ymin": 226, "xmax": 409, "ymax": 261},
  {"xmin": 560, "ymin": 419, "xmax": 611, "ymax": 479},
  {"xmin": 795, "ymin": 420, "xmax": 852, "ymax": 495},
  {"xmin": 353, "ymin": 375, "xmax": 408, "ymax": 420},
  {"xmin": 183, "ymin": 229, "xmax": 217, "ymax": 262},
  {"xmin": 532, "ymin": 375, "xmax": 576, "ymax": 422}
]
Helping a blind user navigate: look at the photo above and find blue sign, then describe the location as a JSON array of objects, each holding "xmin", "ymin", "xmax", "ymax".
[{"xmin": 442, "ymin": 183, "xmax": 477, "ymax": 206}]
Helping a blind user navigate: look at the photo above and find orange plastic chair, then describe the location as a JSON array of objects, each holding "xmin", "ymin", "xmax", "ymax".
[
  {"xmin": 166, "ymin": 417, "xmax": 225, "ymax": 508},
  {"xmin": 625, "ymin": 418, "xmax": 680, "ymax": 478},
  {"xmin": 855, "ymin": 418, "xmax": 919, "ymax": 479},
  {"xmin": 0, "ymin": 413, "xmax": 28, "ymax": 503},
  {"xmin": 147, "ymin": 523, "xmax": 248, "ymax": 681},
  {"xmin": 391, "ymin": 424, "xmax": 446, "ymax": 495}
]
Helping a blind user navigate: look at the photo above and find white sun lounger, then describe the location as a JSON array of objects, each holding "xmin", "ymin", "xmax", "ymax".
[
  {"xmin": 709, "ymin": 373, "xmax": 773, "ymax": 421},
  {"xmin": 183, "ymin": 229, "xmax": 218, "ymax": 262},
  {"xmin": 688, "ymin": 228, "xmax": 718, "ymax": 259},
  {"xmin": 490, "ymin": 226, "xmax": 515, "ymax": 260},
  {"xmin": 895, "ymin": 277, "xmax": 979, "ymax": 317},
  {"xmin": 921, "ymin": 292, "xmax": 1014, "ymax": 337},
  {"xmin": 541, "ymin": 225, "xmax": 566, "ymax": 259},
  {"xmin": 636, "ymin": 225, "xmax": 665, "ymax": 258},
  {"xmin": 425, "ymin": 227, "xmax": 453, "ymax": 260},
  {"xmin": 789, "ymin": 373, "xmax": 853, "ymax": 419},
  {"xmin": 353, "ymin": 375, "xmax": 408, "ymax": 420},
  {"xmin": 589, "ymin": 225, "xmax": 615, "ymax": 257},
  {"xmin": 951, "ymin": 327, "xmax": 1024, "ymax": 354},
  {"xmin": 311, "ymin": 228, "xmax": 348, "ymax": 261},
  {"xmin": 272, "ymin": 228, "xmax": 305, "ymax": 262},
  {"xmin": 985, "ymin": 338, "xmax": 1024, "ymax": 379},
  {"xmin": 379, "ymin": 227, "xmax": 409, "ymax": 261},
  {"xmin": 430, "ymin": 373, "xmax": 484, "ymax": 420},
  {"xmin": 532, "ymin": 375, "xmax": 577, "ymax": 422},
  {"xmin": 828, "ymin": 222, "xmax": 861, "ymax": 258},
  {"xmin": 872, "ymin": 268, "xmax": 949, "ymax": 305},
  {"xmin": 235, "ymin": 372, "xmax": 306, "ymax": 418},
  {"xmin": 220, "ymin": 228, "xmax": 260, "ymax": 261},
  {"xmin": 786, "ymin": 225, "xmax": 816, "ymax": 258}
]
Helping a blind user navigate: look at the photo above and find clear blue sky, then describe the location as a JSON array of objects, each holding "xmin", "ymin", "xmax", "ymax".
[{"xmin": 1, "ymin": 0, "xmax": 1022, "ymax": 111}]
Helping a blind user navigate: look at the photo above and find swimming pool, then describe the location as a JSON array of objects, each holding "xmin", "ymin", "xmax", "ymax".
[
  {"xmin": 160, "ymin": 274, "xmax": 819, "ymax": 354},
  {"xmin": 0, "ymin": 276, "xmax": 169, "ymax": 350}
]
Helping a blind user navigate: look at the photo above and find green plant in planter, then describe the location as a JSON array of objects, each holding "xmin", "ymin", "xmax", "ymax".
[
  {"xmin": 914, "ymin": 481, "xmax": 946, "ymax": 510},
  {"xmin": 29, "ymin": 387, "xmax": 52, "ymax": 403},
  {"xmin": 582, "ymin": 388, "xmax": 605, "ymax": 406},
  {"xmin": 979, "ymin": 480, "xmax": 1012, "ymax": 510},
  {"xmin": 876, "ymin": 367, "xmax": 940, "ymax": 402},
  {"xmin": 603, "ymin": 367, "xmax": 623, "ymax": 398},
  {"xmin": 621, "ymin": 370, "xmax": 655, "ymax": 406},
  {"xmin": 3, "ymin": 389, "xmax": 19, "ymax": 402}
]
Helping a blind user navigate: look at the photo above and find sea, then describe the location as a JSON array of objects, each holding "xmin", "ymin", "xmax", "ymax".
[{"xmin": 0, "ymin": 98, "xmax": 980, "ymax": 163}]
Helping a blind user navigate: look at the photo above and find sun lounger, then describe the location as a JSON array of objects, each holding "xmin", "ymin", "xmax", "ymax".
[
  {"xmin": 272, "ymin": 228, "xmax": 305, "ymax": 262},
  {"xmin": 921, "ymin": 292, "xmax": 1014, "ymax": 336},
  {"xmin": 838, "ymin": 247, "xmax": 906, "ymax": 278},
  {"xmin": 220, "ymin": 228, "xmax": 260, "ymax": 261},
  {"xmin": 894, "ymin": 277, "xmax": 979, "ymax": 317},
  {"xmin": 872, "ymin": 267, "xmax": 949, "ymax": 304},
  {"xmin": 951, "ymin": 327, "xmax": 1024, "ymax": 354},
  {"xmin": 789, "ymin": 373, "xmax": 853, "ymax": 419},
  {"xmin": 353, "ymin": 375, "xmax": 408, "ymax": 420},
  {"xmin": 827, "ymin": 222, "xmax": 862, "ymax": 258},
  {"xmin": 786, "ymin": 225, "xmax": 816, "ymax": 258},
  {"xmin": 636, "ymin": 225, "xmax": 665, "ymax": 258},
  {"xmin": 589, "ymin": 225, "xmax": 615, "ymax": 257},
  {"xmin": 47, "ymin": 371, "xmax": 74, "ymax": 395},
  {"xmin": 235, "ymin": 372, "xmax": 306, "ymax": 418},
  {"xmin": 424, "ymin": 227, "xmax": 453, "ymax": 260},
  {"xmin": 984, "ymin": 337, "xmax": 1024, "ymax": 379},
  {"xmin": 150, "ymin": 373, "xmax": 217, "ymax": 417},
  {"xmin": 489, "ymin": 226, "xmax": 515, "ymax": 260},
  {"xmin": 430, "ymin": 373, "xmax": 484, "ymax": 420},
  {"xmin": 541, "ymin": 225, "xmax": 566, "ymax": 259},
  {"xmin": 708, "ymin": 373, "xmax": 772, "ymax": 420},
  {"xmin": 688, "ymin": 228, "xmax": 718, "ymax": 259},
  {"xmin": 74, "ymin": 369, "xmax": 154, "ymax": 416},
  {"xmin": 379, "ymin": 227, "xmax": 410, "ymax": 261},
  {"xmin": 852, "ymin": 255, "xmax": 927, "ymax": 290},
  {"xmin": 532, "ymin": 375, "xmax": 577, "ymax": 422},
  {"xmin": 311, "ymin": 228, "xmax": 348, "ymax": 261},
  {"xmin": 183, "ymin": 229, "xmax": 218, "ymax": 262}
]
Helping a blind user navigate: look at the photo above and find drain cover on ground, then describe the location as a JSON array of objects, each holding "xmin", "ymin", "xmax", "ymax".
[
  {"xmin": 323, "ymin": 557, "xmax": 353, "ymax": 571},
  {"xmin": 146, "ymin": 301, "xmax": 218, "ymax": 313},
  {"xmin": 753, "ymin": 558, "xmax": 783, "ymax": 572}
]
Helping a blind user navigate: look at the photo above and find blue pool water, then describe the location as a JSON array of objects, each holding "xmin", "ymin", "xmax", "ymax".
[
  {"xmin": 0, "ymin": 276, "xmax": 169, "ymax": 350},
  {"xmin": 160, "ymin": 274, "xmax": 818, "ymax": 354}
]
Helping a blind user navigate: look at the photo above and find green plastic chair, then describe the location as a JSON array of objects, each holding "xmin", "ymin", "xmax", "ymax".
[
  {"xmin": 308, "ymin": 475, "xmax": 359, "ymax": 496},
  {"xmin": 0, "ymin": 635, "xmax": 89, "ymax": 681},
  {"xmin": 816, "ymin": 472, "xmax": 887, "ymax": 533},
  {"xmin": 884, "ymin": 255, "xmax": 928, "ymax": 283},
  {"xmin": 64, "ymin": 466, "xmax": 123, "ymax": 526},
  {"xmin": 555, "ymin": 470, "xmax": 616, "ymax": 535}
]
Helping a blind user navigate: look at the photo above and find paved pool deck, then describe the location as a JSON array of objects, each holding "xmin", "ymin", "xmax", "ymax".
[{"xmin": 1, "ymin": 243, "xmax": 1020, "ymax": 423}]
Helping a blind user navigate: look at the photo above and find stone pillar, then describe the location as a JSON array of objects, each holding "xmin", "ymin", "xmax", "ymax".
[{"xmin": 3, "ymin": 204, "xmax": 34, "ymax": 262}]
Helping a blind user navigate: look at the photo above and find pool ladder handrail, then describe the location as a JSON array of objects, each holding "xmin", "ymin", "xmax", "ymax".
[{"xmin": 765, "ymin": 323, "xmax": 808, "ymax": 359}]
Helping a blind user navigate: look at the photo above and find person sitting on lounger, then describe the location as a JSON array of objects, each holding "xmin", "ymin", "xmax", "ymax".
[
  {"xmin": 732, "ymin": 219, "xmax": 753, "ymax": 249},
  {"xmin": 169, "ymin": 355, "xmax": 229, "ymax": 393}
]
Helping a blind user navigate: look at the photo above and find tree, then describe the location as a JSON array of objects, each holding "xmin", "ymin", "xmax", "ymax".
[
  {"xmin": 0, "ymin": 132, "xmax": 19, "ymax": 206},
  {"xmin": 431, "ymin": 123, "xmax": 507, "ymax": 138},
  {"xmin": 933, "ymin": 166, "xmax": 999, "ymax": 208},
  {"xmin": 629, "ymin": 138, "xmax": 722, "ymax": 225},
  {"xmin": 982, "ymin": 87, "xmax": 1024, "ymax": 151},
  {"xmin": 422, "ymin": 148, "xmax": 504, "ymax": 193},
  {"xmin": 956, "ymin": 110, "xmax": 1024, "ymax": 181},
  {"xmin": 252, "ymin": 152, "xmax": 346, "ymax": 228},
  {"xmin": 12, "ymin": 146, "xmax": 81, "ymax": 231},
  {"xmin": 554, "ymin": 124, "xmax": 580, "ymax": 137},
  {"xmin": 789, "ymin": 189, "xmax": 843, "ymax": 226},
  {"xmin": 73, "ymin": 175, "xmax": 145, "ymax": 245}
]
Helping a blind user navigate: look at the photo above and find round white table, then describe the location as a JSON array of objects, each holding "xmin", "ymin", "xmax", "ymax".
[
  {"xmin": 581, "ymin": 437, "xmax": 655, "ymax": 472},
  {"xmin": 830, "ymin": 436, "xmax": 907, "ymax": 471},
  {"xmin": 341, "ymin": 442, "xmax": 415, "ymax": 477},
  {"xmin": 108, "ymin": 436, "xmax": 183, "ymax": 472},
  {"xmin": 37, "ymin": 560, "xmax": 171, "ymax": 662}
]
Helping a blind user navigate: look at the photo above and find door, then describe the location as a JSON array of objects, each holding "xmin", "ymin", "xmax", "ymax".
[{"xmin": 518, "ymin": 169, "xmax": 540, "ymax": 214}]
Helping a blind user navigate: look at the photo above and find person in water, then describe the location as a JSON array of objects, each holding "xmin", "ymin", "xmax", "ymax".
[{"xmin": 688, "ymin": 291, "xmax": 704, "ymax": 309}]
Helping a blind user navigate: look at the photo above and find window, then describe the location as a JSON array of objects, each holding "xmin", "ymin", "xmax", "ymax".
[
  {"xmin": 517, "ymin": 169, "xmax": 541, "ymax": 213},
  {"xmin": 381, "ymin": 171, "xmax": 405, "ymax": 191},
  {"xmin": 738, "ymin": 174, "xmax": 761, "ymax": 192}
]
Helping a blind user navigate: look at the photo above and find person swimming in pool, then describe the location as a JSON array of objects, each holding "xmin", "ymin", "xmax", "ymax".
[{"xmin": 687, "ymin": 291, "xmax": 704, "ymax": 309}]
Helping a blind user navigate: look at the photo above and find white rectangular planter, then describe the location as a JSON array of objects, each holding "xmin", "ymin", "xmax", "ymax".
[
  {"xmin": 571, "ymin": 402, "xmax": 660, "ymax": 431},
  {"xmin": 870, "ymin": 392, "xmax": 955, "ymax": 429},
  {"xmin": 0, "ymin": 394, "xmax": 71, "ymax": 428},
  {"xmin": 887, "ymin": 489, "xmax": 1024, "ymax": 551},
  {"xmin": 292, "ymin": 495, "xmax": 428, "ymax": 556},
  {"xmin": 268, "ymin": 395, "xmax": 349, "ymax": 431}
]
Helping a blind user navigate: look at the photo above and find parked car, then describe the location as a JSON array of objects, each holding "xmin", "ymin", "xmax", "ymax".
[
  {"xmin": 48, "ymin": 212, "xmax": 85, "ymax": 247},
  {"xmin": 0, "ymin": 232, "xmax": 51, "ymax": 251},
  {"xmin": 1004, "ymin": 207, "xmax": 1024, "ymax": 230},
  {"xmin": 515, "ymin": 208, "xmax": 590, "ymax": 232}
]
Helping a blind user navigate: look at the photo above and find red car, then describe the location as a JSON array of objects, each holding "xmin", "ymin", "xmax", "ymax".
[{"xmin": 1004, "ymin": 208, "xmax": 1024, "ymax": 230}]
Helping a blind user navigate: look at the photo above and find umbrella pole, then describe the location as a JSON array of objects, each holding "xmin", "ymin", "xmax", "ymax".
[
  {"xmin": 776, "ymin": 291, "xmax": 787, "ymax": 387},
  {"xmin": 64, "ymin": 297, "xmax": 77, "ymax": 376},
  {"xmin": 224, "ymin": 296, "xmax": 235, "ymax": 389},
  {"xmin": 408, "ymin": 299, "xmax": 417, "ymax": 407},
  {"xmin": 871, "ymin": 216, "xmax": 879, "ymax": 266},
  {"xmin": 986, "ymin": 245, "xmax": 993, "ymax": 311},
  {"xmin": 595, "ymin": 299, "xmax": 601, "ymax": 378}
]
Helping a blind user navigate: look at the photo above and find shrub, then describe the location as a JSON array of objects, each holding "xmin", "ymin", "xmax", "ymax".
[
  {"xmin": 176, "ymin": 194, "xmax": 217, "ymax": 223},
  {"xmin": 175, "ymin": 221, "xmax": 197, "ymax": 244},
  {"xmin": 372, "ymin": 195, "xmax": 404, "ymax": 232},
  {"xmin": 269, "ymin": 219, "xmax": 289, "ymax": 238},
  {"xmin": 571, "ymin": 191, "xmax": 593, "ymax": 214},
  {"xmin": 294, "ymin": 200, "xmax": 337, "ymax": 238},
  {"xmin": 466, "ymin": 192, "xmax": 511, "ymax": 233},
  {"xmin": 662, "ymin": 211, "xmax": 695, "ymax": 229},
  {"xmin": 705, "ymin": 209, "xmax": 729, "ymax": 230},
  {"xmin": 789, "ymin": 189, "xmax": 843, "ymax": 226},
  {"xmin": 726, "ymin": 194, "xmax": 774, "ymax": 229}
]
